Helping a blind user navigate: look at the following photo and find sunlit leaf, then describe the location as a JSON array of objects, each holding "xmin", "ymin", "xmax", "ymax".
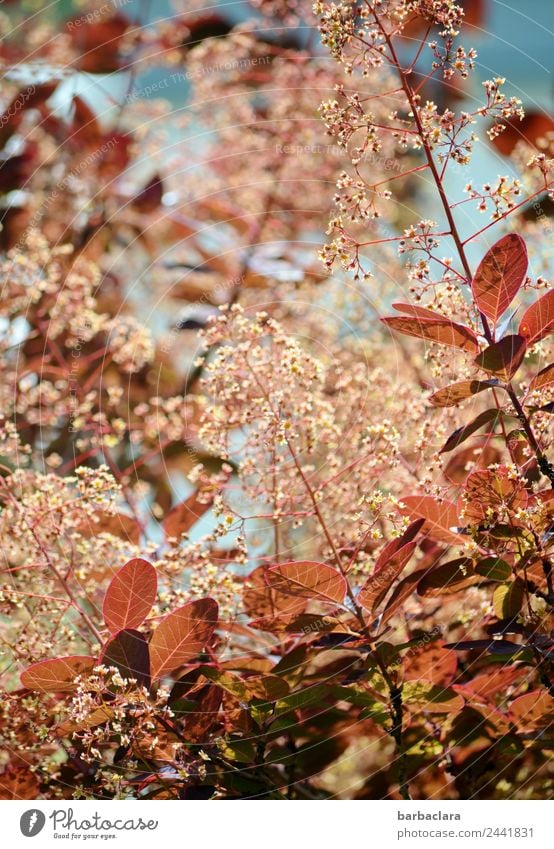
[
  {"xmin": 200, "ymin": 666, "xmax": 290, "ymax": 702},
  {"xmin": 77, "ymin": 511, "xmax": 141, "ymax": 544},
  {"xmin": 519, "ymin": 290, "xmax": 554, "ymax": 347},
  {"xmin": 103, "ymin": 558, "xmax": 157, "ymax": 635},
  {"xmin": 510, "ymin": 690, "xmax": 554, "ymax": 731},
  {"xmin": 471, "ymin": 234, "xmax": 527, "ymax": 324},
  {"xmin": 493, "ymin": 578, "xmax": 524, "ymax": 619},
  {"xmin": 458, "ymin": 466, "xmax": 529, "ymax": 526},
  {"xmin": 392, "ymin": 302, "xmax": 445, "ymax": 320},
  {"xmin": 266, "ymin": 561, "xmax": 347, "ymax": 606},
  {"xmin": 475, "ymin": 557, "xmax": 512, "ymax": 582},
  {"xmin": 163, "ymin": 491, "xmax": 218, "ymax": 539},
  {"xmin": 399, "ymin": 495, "xmax": 462, "ymax": 544},
  {"xmin": 358, "ymin": 521, "xmax": 423, "ymax": 611},
  {"xmin": 528, "ymin": 362, "xmax": 554, "ymax": 393},
  {"xmin": 20, "ymin": 656, "xmax": 96, "ymax": 693},
  {"xmin": 403, "ymin": 680, "xmax": 464, "ymax": 713},
  {"xmin": 242, "ymin": 565, "xmax": 304, "ymax": 618},
  {"xmin": 381, "ymin": 315, "xmax": 479, "ymax": 353},
  {"xmin": 403, "ymin": 642, "xmax": 457, "ymax": 686},
  {"xmin": 56, "ymin": 705, "xmax": 115, "ymax": 736},
  {"xmin": 149, "ymin": 598, "xmax": 218, "ymax": 679},
  {"xmin": 429, "ymin": 379, "xmax": 499, "ymax": 408}
]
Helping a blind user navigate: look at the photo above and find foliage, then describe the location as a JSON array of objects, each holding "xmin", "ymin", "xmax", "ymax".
[{"xmin": 0, "ymin": 0, "xmax": 553, "ymax": 800}]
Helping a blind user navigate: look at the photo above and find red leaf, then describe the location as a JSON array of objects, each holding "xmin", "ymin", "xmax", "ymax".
[
  {"xmin": 404, "ymin": 642, "xmax": 457, "ymax": 687},
  {"xmin": 103, "ymin": 558, "xmax": 157, "ymax": 635},
  {"xmin": 243, "ymin": 565, "xmax": 304, "ymax": 617},
  {"xmin": 132, "ymin": 174, "xmax": 164, "ymax": 213},
  {"xmin": 509, "ymin": 690, "xmax": 554, "ymax": 731},
  {"xmin": 491, "ymin": 113, "xmax": 554, "ymax": 156},
  {"xmin": 429, "ymin": 379, "xmax": 499, "ymax": 408},
  {"xmin": 440, "ymin": 409, "xmax": 500, "ymax": 454},
  {"xmin": 381, "ymin": 315, "xmax": 479, "ymax": 353},
  {"xmin": 20, "ymin": 656, "xmax": 96, "ymax": 693},
  {"xmin": 474, "ymin": 334, "xmax": 527, "ymax": 380},
  {"xmin": 380, "ymin": 569, "xmax": 426, "ymax": 625},
  {"xmin": 163, "ymin": 489, "xmax": 221, "ymax": 539},
  {"xmin": 149, "ymin": 598, "xmax": 218, "ymax": 679},
  {"xmin": 392, "ymin": 302, "xmax": 444, "ymax": 320},
  {"xmin": 68, "ymin": 14, "xmax": 129, "ymax": 73},
  {"xmin": 399, "ymin": 495, "xmax": 463, "ymax": 544},
  {"xmin": 374, "ymin": 519, "xmax": 425, "ymax": 570},
  {"xmin": 443, "ymin": 440, "xmax": 501, "ymax": 485},
  {"xmin": 417, "ymin": 559, "xmax": 480, "ymax": 596},
  {"xmin": 77, "ymin": 510, "xmax": 141, "ymax": 544},
  {"xmin": 0, "ymin": 766, "xmax": 40, "ymax": 800},
  {"xmin": 519, "ymin": 290, "xmax": 554, "ymax": 346},
  {"xmin": 266, "ymin": 561, "xmax": 347, "ymax": 606},
  {"xmin": 458, "ymin": 466, "xmax": 529, "ymax": 526},
  {"xmin": 357, "ymin": 520, "xmax": 423, "ymax": 612},
  {"xmin": 529, "ymin": 362, "xmax": 554, "ymax": 393},
  {"xmin": 471, "ymin": 234, "xmax": 528, "ymax": 324},
  {"xmin": 358, "ymin": 539, "xmax": 418, "ymax": 611},
  {"xmin": 100, "ymin": 629, "xmax": 151, "ymax": 688}
]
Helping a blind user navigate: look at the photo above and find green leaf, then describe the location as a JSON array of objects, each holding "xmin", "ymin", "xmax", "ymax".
[
  {"xmin": 402, "ymin": 680, "xmax": 464, "ymax": 713},
  {"xmin": 493, "ymin": 578, "xmax": 524, "ymax": 618},
  {"xmin": 475, "ymin": 557, "xmax": 512, "ymax": 582}
]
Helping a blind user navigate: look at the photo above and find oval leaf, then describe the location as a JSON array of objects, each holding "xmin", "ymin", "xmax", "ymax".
[
  {"xmin": 474, "ymin": 334, "xmax": 527, "ymax": 380},
  {"xmin": 440, "ymin": 409, "xmax": 500, "ymax": 454},
  {"xmin": 163, "ymin": 483, "xmax": 228, "ymax": 539},
  {"xmin": 475, "ymin": 557, "xmax": 512, "ymax": 582},
  {"xmin": 404, "ymin": 643, "xmax": 457, "ymax": 687},
  {"xmin": 528, "ymin": 362, "xmax": 554, "ymax": 393},
  {"xmin": 358, "ymin": 538, "xmax": 419, "ymax": 612},
  {"xmin": 392, "ymin": 302, "xmax": 444, "ymax": 320},
  {"xmin": 510, "ymin": 690, "xmax": 554, "ymax": 731},
  {"xmin": 242, "ymin": 565, "xmax": 304, "ymax": 618},
  {"xmin": 471, "ymin": 234, "xmax": 528, "ymax": 324},
  {"xmin": 357, "ymin": 519, "xmax": 424, "ymax": 611},
  {"xmin": 373, "ymin": 519, "xmax": 425, "ymax": 570},
  {"xmin": 77, "ymin": 510, "xmax": 141, "ymax": 544},
  {"xmin": 100, "ymin": 629, "xmax": 151, "ymax": 688},
  {"xmin": 429, "ymin": 379, "xmax": 499, "ymax": 408},
  {"xmin": 403, "ymin": 680, "xmax": 464, "ymax": 713},
  {"xmin": 380, "ymin": 569, "xmax": 427, "ymax": 626},
  {"xmin": 519, "ymin": 289, "xmax": 554, "ymax": 347},
  {"xmin": 493, "ymin": 578, "xmax": 524, "ymax": 619},
  {"xmin": 103, "ymin": 558, "xmax": 157, "ymax": 635},
  {"xmin": 399, "ymin": 495, "xmax": 462, "ymax": 544},
  {"xmin": 417, "ymin": 559, "xmax": 480, "ymax": 597},
  {"xmin": 381, "ymin": 316, "xmax": 479, "ymax": 353},
  {"xmin": 150, "ymin": 597, "xmax": 218, "ymax": 679},
  {"xmin": 21, "ymin": 655, "xmax": 96, "ymax": 693},
  {"xmin": 266, "ymin": 561, "xmax": 347, "ymax": 606}
]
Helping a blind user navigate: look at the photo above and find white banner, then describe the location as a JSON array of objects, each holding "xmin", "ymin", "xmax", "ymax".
[{"xmin": 0, "ymin": 799, "xmax": 550, "ymax": 849}]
